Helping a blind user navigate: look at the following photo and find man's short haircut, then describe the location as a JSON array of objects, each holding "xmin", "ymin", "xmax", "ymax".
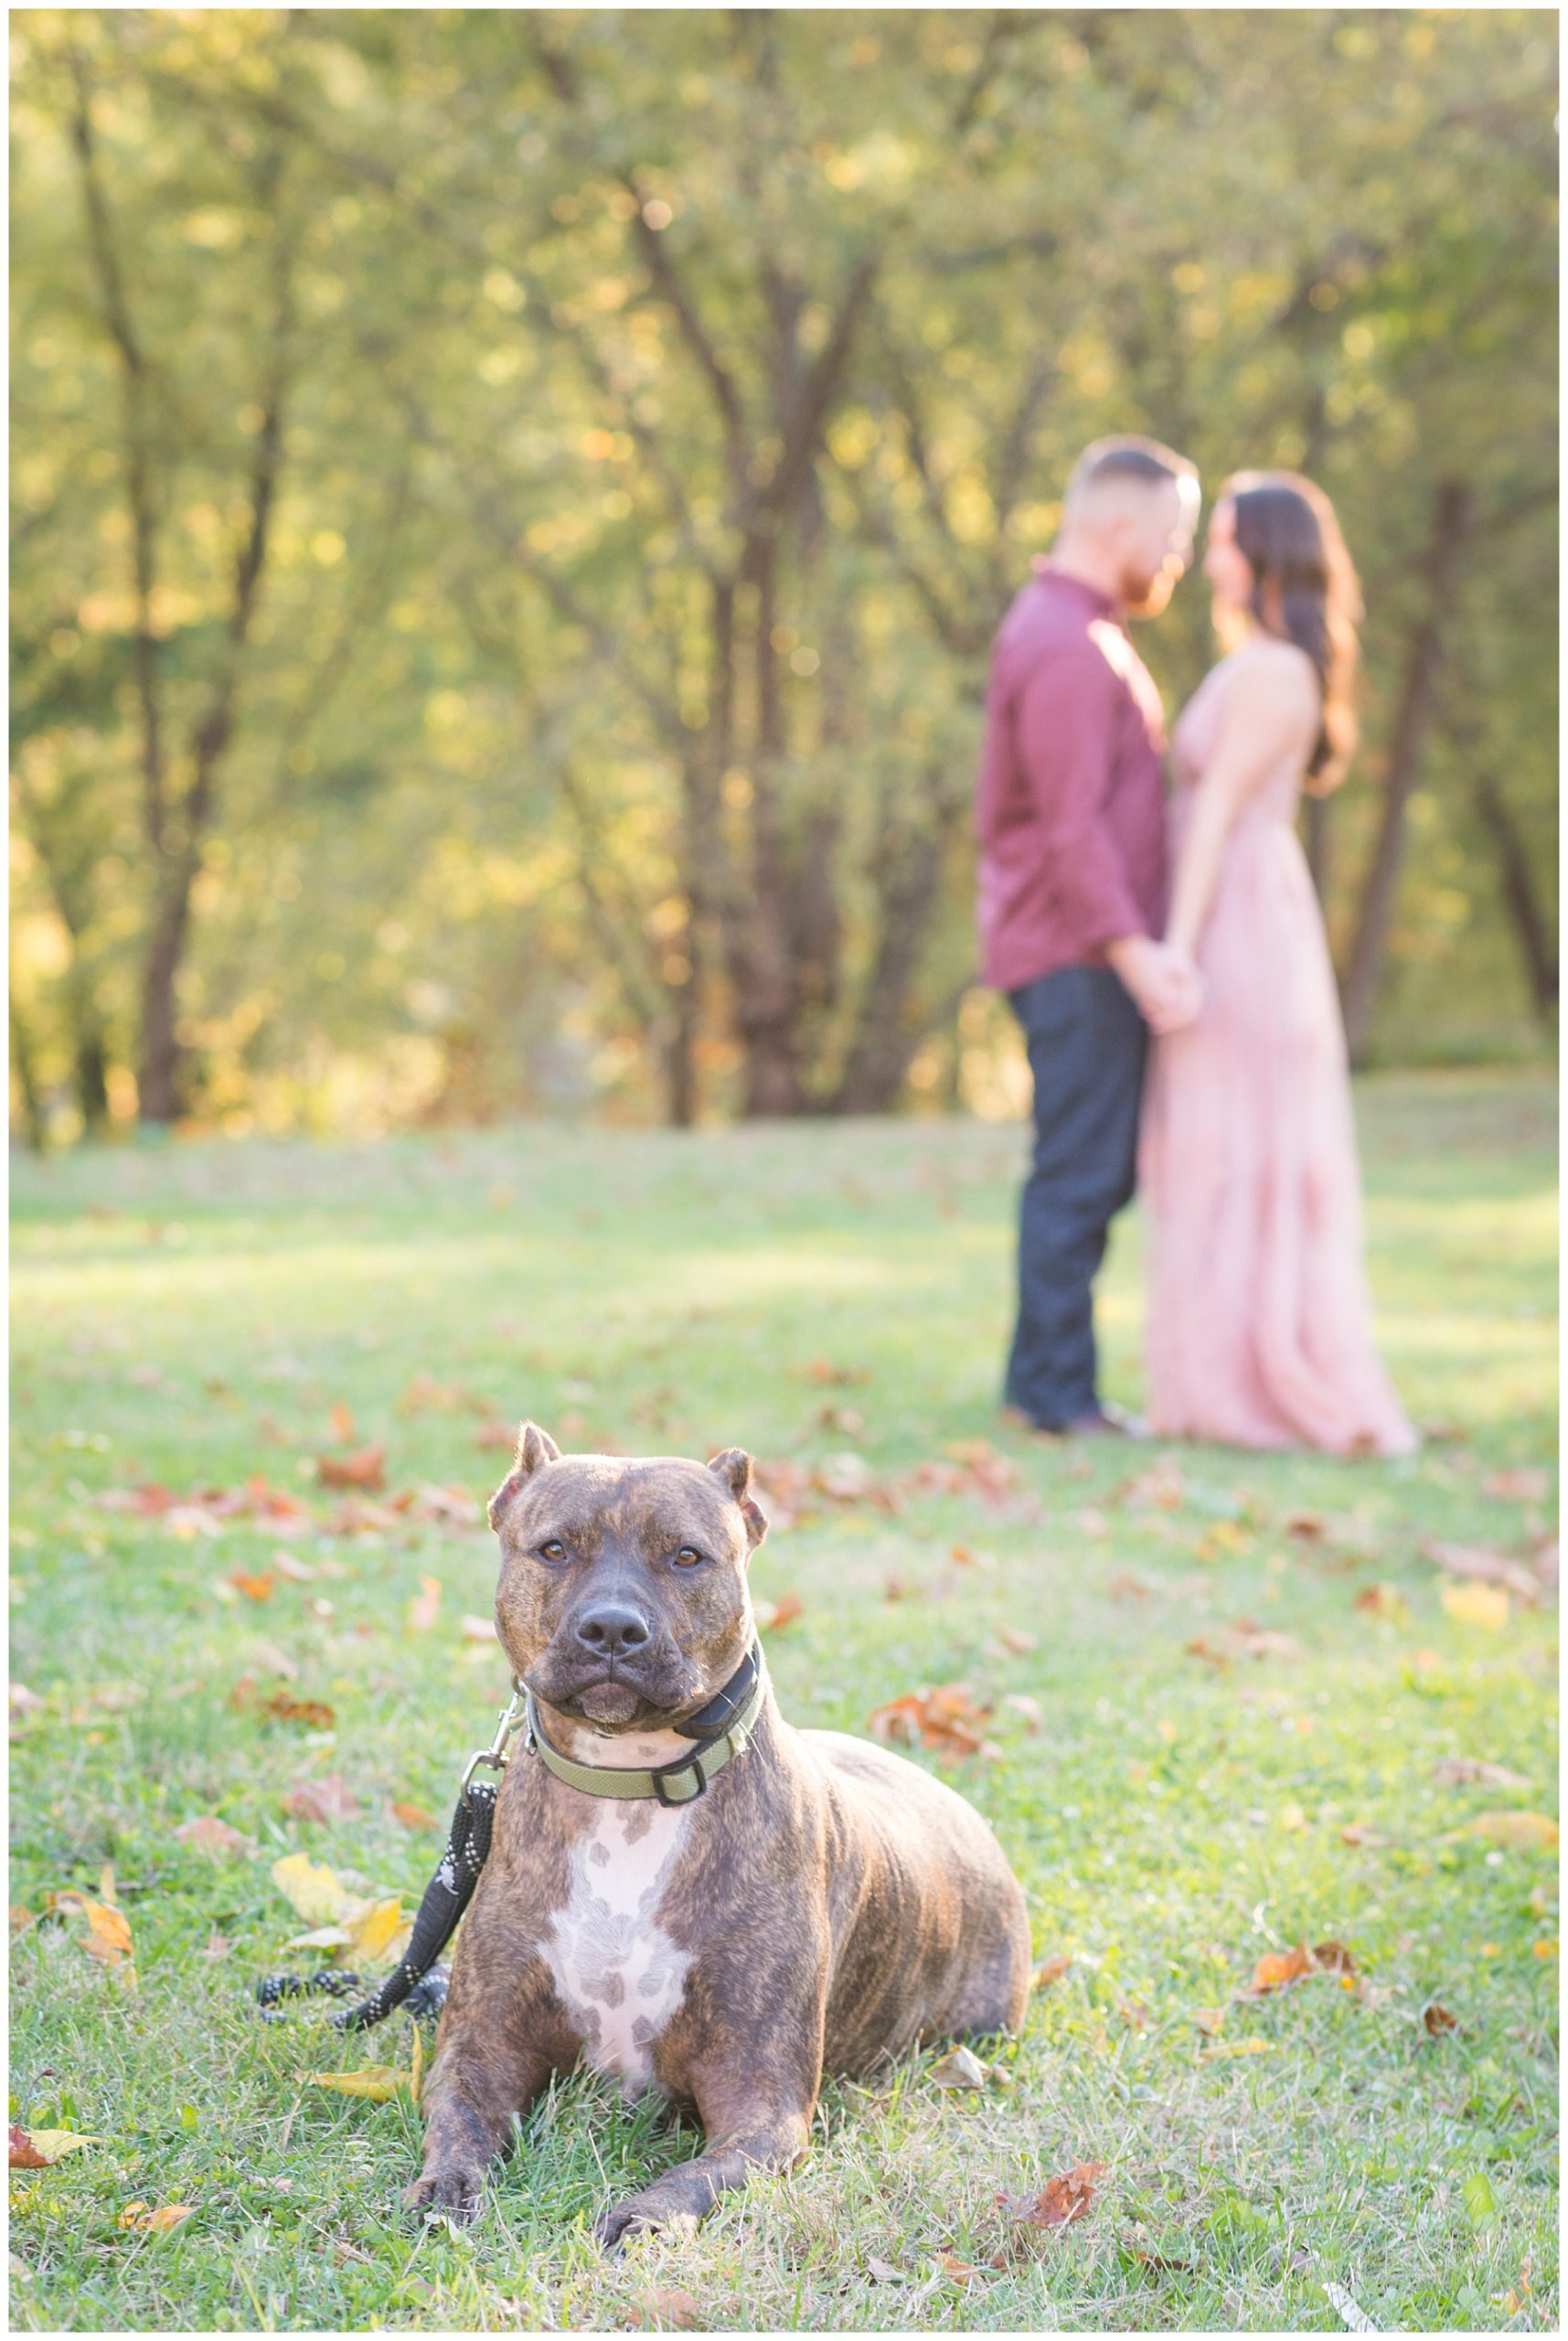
[{"xmin": 1068, "ymin": 433, "xmax": 1200, "ymax": 507}]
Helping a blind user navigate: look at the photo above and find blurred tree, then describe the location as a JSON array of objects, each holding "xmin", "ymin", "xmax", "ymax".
[{"xmin": 9, "ymin": 8, "xmax": 1557, "ymax": 1139}]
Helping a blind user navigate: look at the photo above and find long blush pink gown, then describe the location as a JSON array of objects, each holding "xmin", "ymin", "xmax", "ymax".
[{"xmin": 1140, "ymin": 653, "xmax": 1417, "ymax": 1456}]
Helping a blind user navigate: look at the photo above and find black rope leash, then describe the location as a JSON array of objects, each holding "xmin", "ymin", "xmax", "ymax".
[
  {"xmin": 255, "ymin": 1684, "xmax": 526, "ymax": 2032},
  {"xmin": 252, "ymin": 1649, "xmax": 762, "ymax": 2031}
]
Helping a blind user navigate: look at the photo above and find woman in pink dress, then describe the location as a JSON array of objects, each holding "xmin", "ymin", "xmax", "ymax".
[{"xmin": 1140, "ymin": 473, "xmax": 1416, "ymax": 1455}]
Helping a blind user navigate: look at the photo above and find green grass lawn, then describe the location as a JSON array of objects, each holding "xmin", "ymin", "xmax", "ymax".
[{"xmin": 9, "ymin": 1068, "xmax": 1558, "ymax": 2333}]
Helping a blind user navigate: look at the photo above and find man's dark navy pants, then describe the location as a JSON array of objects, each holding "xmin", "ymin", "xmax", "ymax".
[{"xmin": 1004, "ymin": 965, "xmax": 1148, "ymax": 1430}]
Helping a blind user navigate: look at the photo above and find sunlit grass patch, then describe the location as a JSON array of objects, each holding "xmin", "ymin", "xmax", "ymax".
[{"xmin": 9, "ymin": 1071, "xmax": 1558, "ymax": 2332}]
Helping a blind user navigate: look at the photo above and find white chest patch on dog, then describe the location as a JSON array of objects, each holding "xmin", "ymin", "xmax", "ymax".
[{"xmin": 539, "ymin": 1799, "xmax": 693, "ymax": 2096}]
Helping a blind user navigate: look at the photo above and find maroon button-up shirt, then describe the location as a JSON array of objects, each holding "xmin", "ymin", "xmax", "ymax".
[{"xmin": 974, "ymin": 563, "xmax": 1169, "ymax": 992}]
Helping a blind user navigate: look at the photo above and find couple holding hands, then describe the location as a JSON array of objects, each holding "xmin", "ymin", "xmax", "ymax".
[{"xmin": 976, "ymin": 435, "xmax": 1415, "ymax": 1458}]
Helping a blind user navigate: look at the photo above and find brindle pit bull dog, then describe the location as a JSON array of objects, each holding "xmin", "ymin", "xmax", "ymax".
[{"xmin": 405, "ymin": 1424, "xmax": 1030, "ymax": 2245}]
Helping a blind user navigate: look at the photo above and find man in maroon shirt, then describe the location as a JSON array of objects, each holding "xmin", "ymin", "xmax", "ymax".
[{"xmin": 976, "ymin": 436, "xmax": 1200, "ymax": 1435}]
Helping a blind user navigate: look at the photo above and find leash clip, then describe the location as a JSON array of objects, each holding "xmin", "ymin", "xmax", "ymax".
[{"xmin": 461, "ymin": 1679, "xmax": 528, "ymax": 1803}]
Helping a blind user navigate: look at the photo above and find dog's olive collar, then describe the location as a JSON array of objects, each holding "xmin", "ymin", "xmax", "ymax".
[{"xmin": 523, "ymin": 1645, "xmax": 767, "ymax": 1806}]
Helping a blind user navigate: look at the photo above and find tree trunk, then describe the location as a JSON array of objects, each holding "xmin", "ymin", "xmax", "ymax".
[
  {"xmin": 138, "ymin": 860, "xmax": 197, "ymax": 1122},
  {"xmin": 10, "ymin": 996, "xmax": 48, "ymax": 1150},
  {"xmin": 1472, "ymin": 769, "xmax": 1558, "ymax": 1022},
  {"xmin": 832, "ymin": 773, "xmax": 965, "ymax": 1114},
  {"xmin": 1340, "ymin": 480, "xmax": 1473, "ymax": 1062}
]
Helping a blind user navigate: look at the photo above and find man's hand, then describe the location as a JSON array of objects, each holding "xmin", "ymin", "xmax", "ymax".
[{"xmin": 1105, "ymin": 935, "xmax": 1203, "ymax": 1036}]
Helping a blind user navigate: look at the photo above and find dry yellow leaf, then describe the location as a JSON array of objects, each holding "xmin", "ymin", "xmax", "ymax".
[
  {"xmin": 411, "ymin": 2026, "xmax": 425, "ymax": 2105},
  {"xmin": 308, "ymin": 2067, "xmax": 402, "ymax": 2102},
  {"xmin": 1200, "ymin": 2037, "xmax": 1273, "ymax": 2058},
  {"xmin": 1532, "ymin": 1938, "xmax": 1558, "ymax": 1959},
  {"xmin": 344, "ymin": 1896, "xmax": 405, "ymax": 1962},
  {"xmin": 272, "ymin": 1852, "xmax": 349, "ymax": 1927},
  {"xmin": 11, "ymin": 2128, "xmax": 102, "ymax": 2165},
  {"xmin": 81, "ymin": 1899, "xmax": 133, "ymax": 1966},
  {"xmin": 283, "ymin": 1925, "xmax": 353, "ymax": 1952},
  {"xmin": 1441, "ymin": 1581, "xmax": 1509, "ymax": 1632},
  {"xmin": 406, "ymin": 1575, "xmax": 442, "ymax": 1635},
  {"xmin": 1467, "ymin": 1812, "xmax": 1559, "ymax": 1850},
  {"xmin": 118, "ymin": 2202, "xmax": 192, "ymax": 2232}
]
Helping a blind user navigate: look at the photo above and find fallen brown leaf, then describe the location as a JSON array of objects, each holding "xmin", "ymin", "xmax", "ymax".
[
  {"xmin": 761, "ymin": 1590, "xmax": 804, "ymax": 1631},
  {"xmin": 1115, "ymin": 1461, "xmax": 1187, "ymax": 1511},
  {"xmin": 1423, "ymin": 2002, "xmax": 1457, "ymax": 2035},
  {"xmin": 328, "ymin": 1401, "xmax": 357, "ymax": 1443},
  {"xmin": 1248, "ymin": 1940, "xmax": 1356, "ymax": 1995},
  {"xmin": 1005, "ymin": 2160, "xmax": 1107, "ymax": 2234},
  {"xmin": 1192, "ymin": 2007, "xmax": 1226, "ymax": 2036},
  {"xmin": 1031, "ymin": 1953, "xmax": 1072, "ymax": 1990},
  {"xmin": 929, "ymin": 2044, "xmax": 988, "ymax": 2090},
  {"xmin": 868, "ymin": 1684, "xmax": 995, "ymax": 1763},
  {"xmin": 816, "ymin": 1452, "xmax": 873, "ymax": 1501},
  {"xmin": 10, "ymin": 2125, "xmax": 101, "ymax": 2168},
  {"xmin": 282, "ymin": 1776, "xmax": 358, "ymax": 1825},
  {"xmin": 226, "ymin": 1569, "xmax": 275, "ymax": 1604},
  {"xmin": 458, "ymin": 1614, "xmax": 497, "ymax": 1643},
  {"xmin": 935, "ymin": 2250, "xmax": 980, "ymax": 2283},
  {"xmin": 1107, "ymin": 1570, "xmax": 1153, "ymax": 1602},
  {"xmin": 1423, "ymin": 1540, "xmax": 1542, "ymax": 1603},
  {"xmin": 175, "ymin": 1815, "xmax": 253, "ymax": 1859},
  {"xmin": 634, "ymin": 2287, "xmax": 700, "ymax": 2330},
  {"xmin": 391, "ymin": 1801, "xmax": 438, "ymax": 1832},
  {"xmin": 1482, "ymin": 1468, "xmax": 1550, "ymax": 1502},
  {"xmin": 1339, "ymin": 1821, "xmax": 1384, "ymax": 1846},
  {"xmin": 1433, "ymin": 1757, "xmax": 1533, "ymax": 1790},
  {"xmin": 406, "ymin": 1576, "xmax": 442, "ymax": 1635},
  {"xmin": 997, "ymin": 1626, "xmax": 1036, "ymax": 1655},
  {"xmin": 1354, "ymin": 1583, "xmax": 1411, "ymax": 1621},
  {"xmin": 398, "ymin": 1375, "xmax": 471, "ymax": 1416},
  {"xmin": 262, "ymin": 1693, "xmax": 336, "ymax": 1730},
  {"xmin": 316, "ymin": 1445, "xmax": 386, "ymax": 1492}
]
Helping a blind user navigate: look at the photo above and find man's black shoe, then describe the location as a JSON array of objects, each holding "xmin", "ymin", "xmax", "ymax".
[{"xmin": 1001, "ymin": 1402, "xmax": 1149, "ymax": 1440}]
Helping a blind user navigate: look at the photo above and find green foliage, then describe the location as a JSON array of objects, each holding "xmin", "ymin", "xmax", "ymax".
[{"xmin": 9, "ymin": 12, "xmax": 1557, "ymax": 1137}]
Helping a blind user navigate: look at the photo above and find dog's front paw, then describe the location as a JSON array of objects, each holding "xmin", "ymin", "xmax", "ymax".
[
  {"xmin": 594, "ymin": 2193, "xmax": 699, "ymax": 2253},
  {"xmin": 403, "ymin": 2164, "xmax": 485, "ymax": 2226}
]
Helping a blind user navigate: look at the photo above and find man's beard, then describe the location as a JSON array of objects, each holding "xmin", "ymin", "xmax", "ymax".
[{"xmin": 1122, "ymin": 568, "xmax": 1174, "ymax": 619}]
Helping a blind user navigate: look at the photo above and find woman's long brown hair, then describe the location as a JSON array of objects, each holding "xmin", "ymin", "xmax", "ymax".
[{"xmin": 1224, "ymin": 471, "xmax": 1361, "ymax": 790}]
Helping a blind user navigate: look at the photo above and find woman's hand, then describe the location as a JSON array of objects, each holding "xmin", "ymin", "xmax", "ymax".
[{"xmin": 1151, "ymin": 944, "xmax": 1203, "ymax": 1034}]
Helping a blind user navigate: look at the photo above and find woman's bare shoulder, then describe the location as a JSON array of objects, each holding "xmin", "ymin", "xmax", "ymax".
[{"xmin": 1228, "ymin": 636, "xmax": 1320, "ymax": 702}]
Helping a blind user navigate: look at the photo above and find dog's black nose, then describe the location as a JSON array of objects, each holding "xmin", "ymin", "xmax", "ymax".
[{"xmin": 575, "ymin": 1602, "xmax": 651, "ymax": 1658}]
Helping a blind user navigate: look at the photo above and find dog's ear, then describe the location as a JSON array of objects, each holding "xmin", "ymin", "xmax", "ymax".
[
  {"xmin": 487, "ymin": 1420, "xmax": 561, "ymax": 1530},
  {"xmin": 708, "ymin": 1447, "xmax": 768, "ymax": 1553}
]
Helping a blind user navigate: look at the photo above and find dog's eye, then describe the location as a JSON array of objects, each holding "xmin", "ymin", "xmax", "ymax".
[
  {"xmin": 538, "ymin": 1539, "xmax": 568, "ymax": 1563},
  {"xmin": 672, "ymin": 1545, "xmax": 703, "ymax": 1568}
]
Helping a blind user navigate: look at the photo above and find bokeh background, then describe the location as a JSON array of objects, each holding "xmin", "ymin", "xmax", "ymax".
[{"xmin": 9, "ymin": 8, "xmax": 1558, "ymax": 1145}]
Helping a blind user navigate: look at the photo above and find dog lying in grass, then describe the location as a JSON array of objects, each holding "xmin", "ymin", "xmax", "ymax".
[{"xmin": 405, "ymin": 1424, "xmax": 1030, "ymax": 2243}]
